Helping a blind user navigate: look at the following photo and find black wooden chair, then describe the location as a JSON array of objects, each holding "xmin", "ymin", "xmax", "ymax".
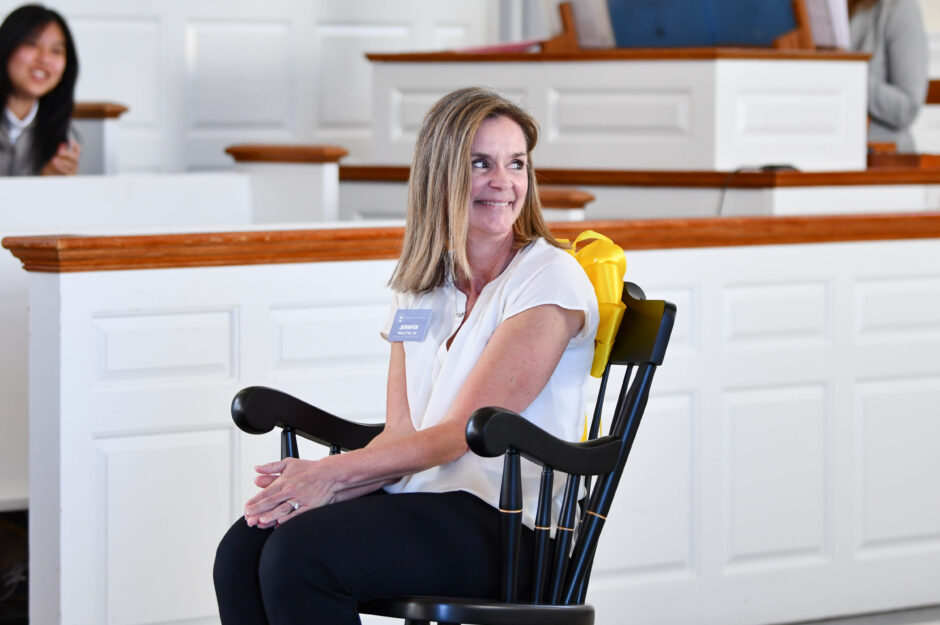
[{"xmin": 231, "ymin": 282, "xmax": 676, "ymax": 625}]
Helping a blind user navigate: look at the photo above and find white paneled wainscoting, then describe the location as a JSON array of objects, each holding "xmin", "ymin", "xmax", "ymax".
[{"xmin": 3, "ymin": 216, "xmax": 940, "ymax": 625}]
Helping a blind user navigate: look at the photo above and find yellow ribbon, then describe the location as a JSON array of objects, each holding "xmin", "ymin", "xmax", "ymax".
[{"xmin": 562, "ymin": 230, "xmax": 626, "ymax": 378}]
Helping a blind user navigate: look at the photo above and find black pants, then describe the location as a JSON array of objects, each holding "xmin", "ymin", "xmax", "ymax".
[{"xmin": 213, "ymin": 490, "xmax": 535, "ymax": 625}]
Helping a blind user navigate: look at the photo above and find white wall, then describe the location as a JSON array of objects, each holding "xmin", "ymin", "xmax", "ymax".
[{"xmin": 0, "ymin": 0, "xmax": 500, "ymax": 172}]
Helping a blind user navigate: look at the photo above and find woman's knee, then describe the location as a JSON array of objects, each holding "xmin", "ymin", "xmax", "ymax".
[{"xmin": 214, "ymin": 517, "xmax": 267, "ymax": 590}]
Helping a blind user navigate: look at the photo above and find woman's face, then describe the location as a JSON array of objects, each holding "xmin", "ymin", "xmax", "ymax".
[
  {"xmin": 467, "ymin": 115, "xmax": 529, "ymax": 241},
  {"xmin": 6, "ymin": 21, "xmax": 67, "ymax": 102}
]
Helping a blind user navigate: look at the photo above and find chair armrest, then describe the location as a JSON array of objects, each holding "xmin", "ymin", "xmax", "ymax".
[
  {"xmin": 231, "ymin": 386, "xmax": 383, "ymax": 451},
  {"xmin": 465, "ymin": 407, "xmax": 622, "ymax": 476}
]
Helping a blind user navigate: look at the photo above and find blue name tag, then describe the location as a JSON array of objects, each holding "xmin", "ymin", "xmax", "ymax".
[{"xmin": 388, "ymin": 308, "xmax": 432, "ymax": 342}]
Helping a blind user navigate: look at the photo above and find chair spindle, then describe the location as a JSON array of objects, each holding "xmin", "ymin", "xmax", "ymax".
[
  {"xmin": 548, "ymin": 473, "xmax": 581, "ymax": 604},
  {"xmin": 499, "ymin": 448, "xmax": 522, "ymax": 602},
  {"xmin": 530, "ymin": 466, "xmax": 555, "ymax": 603},
  {"xmin": 281, "ymin": 426, "xmax": 299, "ymax": 459}
]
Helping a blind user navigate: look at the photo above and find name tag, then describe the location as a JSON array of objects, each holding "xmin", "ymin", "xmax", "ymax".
[{"xmin": 388, "ymin": 309, "xmax": 432, "ymax": 342}]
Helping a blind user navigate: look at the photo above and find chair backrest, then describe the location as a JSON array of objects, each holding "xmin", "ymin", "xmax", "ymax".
[{"xmin": 487, "ymin": 281, "xmax": 676, "ymax": 606}]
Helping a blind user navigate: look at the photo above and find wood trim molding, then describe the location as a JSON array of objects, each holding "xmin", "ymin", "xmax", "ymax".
[
  {"xmin": 366, "ymin": 49, "xmax": 868, "ymax": 63},
  {"xmin": 928, "ymin": 80, "xmax": 940, "ymax": 105},
  {"xmin": 340, "ymin": 164, "xmax": 940, "ymax": 188},
  {"xmin": 72, "ymin": 102, "xmax": 129, "ymax": 119},
  {"xmin": 225, "ymin": 144, "xmax": 349, "ymax": 164},
  {"xmin": 538, "ymin": 186, "xmax": 595, "ymax": 209},
  {"xmin": 340, "ymin": 165, "xmax": 410, "ymax": 182},
  {"xmin": 5, "ymin": 213, "xmax": 940, "ymax": 274}
]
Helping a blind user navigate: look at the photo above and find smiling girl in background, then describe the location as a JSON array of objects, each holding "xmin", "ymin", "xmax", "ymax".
[{"xmin": 0, "ymin": 4, "xmax": 79, "ymax": 176}]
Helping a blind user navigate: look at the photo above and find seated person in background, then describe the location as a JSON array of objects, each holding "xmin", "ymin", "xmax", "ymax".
[
  {"xmin": 213, "ymin": 86, "xmax": 600, "ymax": 625},
  {"xmin": 849, "ymin": 0, "xmax": 928, "ymax": 152},
  {"xmin": 0, "ymin": 4, "xmax": 80, "ymax": 176}
]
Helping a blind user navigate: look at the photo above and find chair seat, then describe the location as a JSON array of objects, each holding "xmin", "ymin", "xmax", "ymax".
[{"xmin": 360, "ymin": 596, "xmax": 594, "ymax": 625}]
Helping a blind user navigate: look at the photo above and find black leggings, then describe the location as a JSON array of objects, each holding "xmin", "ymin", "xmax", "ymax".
[{"xmin": 213, "ymin": 490, "xmax": 535, "ymax": 625}]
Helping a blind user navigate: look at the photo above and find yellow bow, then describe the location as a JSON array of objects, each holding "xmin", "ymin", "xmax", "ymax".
[{"xmin": 563, "ymin": 230, "xmax": 626, "ymax": 378}]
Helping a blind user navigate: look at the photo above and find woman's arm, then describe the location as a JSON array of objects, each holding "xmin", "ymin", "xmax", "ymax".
[
  {"xmin": 867, "ymin": 0, "xmax": 928, "ymax": 131},
  {"xmin": 244, "ymin": 303, "xmax": 584, "ymax": 528}
]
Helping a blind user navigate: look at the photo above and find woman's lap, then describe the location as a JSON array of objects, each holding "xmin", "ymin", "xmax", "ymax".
[{"xmin": 215, "ymin": 490, "xmax": 518, "ymax": 624}]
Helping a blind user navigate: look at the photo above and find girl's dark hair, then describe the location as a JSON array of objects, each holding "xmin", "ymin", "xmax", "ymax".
[{"xmin": 0, "ymin": 4, "xmax": 78, "ymax": 173}]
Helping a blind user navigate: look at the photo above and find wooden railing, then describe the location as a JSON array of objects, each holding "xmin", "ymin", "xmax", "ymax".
[
  {"xmin": 5, "ymin": 213, "xmax": 940, "ymax": 273},
  {"xmin": 225, "ymin": 144, "xmax": 348, "ymax": 164},
  {"xmin": 341, "ymin": 164, "xmax": 940, "ymax": 188},
  {"xmin": 72, "ymin": 101, "xmax": 128, "ymax": 119}
]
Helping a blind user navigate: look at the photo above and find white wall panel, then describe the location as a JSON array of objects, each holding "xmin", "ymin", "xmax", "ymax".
[
  {"xmin": 548, "ymin": 88, "xmax": 692, "ymax": 139},
  {"xmin": 390, "ymin": 88, "xmax": 455, "ymax": 142},
  {"xmin": 92, "ymin": 309, "xmax": 237, "ymax": 383},
  {"xmin": 723, "ymin": 282, "xmax": 829, "ymax": 347},
  {"xmin": 855, "ymin": 277, "xmax": 940, "ymax": 339},
  {"xmin": 271, "ymin": 303, "xmax": 387, "ymax": 366},
  {"xmin": 738, "ymin": 93, "xmax": 843, "ymax": 136},
  {"xmin": 97, "ymin": 430, "xmax": 232, "ymax": 625},
  {"xmin": 722, "ymin": 385, "xmax": 829, "ymax": 569},
  {"xmin": 855, "ymin": 377, "xmax": 940, "ymax": 554},
  {"xmin": 187, "ymin": 21, "xmax": 293, "ymax": 129},
  {"xmin": 70, "ymin": 17, "xmax": 162, "ymax": 128},
  {"xmin": 315, "ymin": 24, "xmax": 412, "ymax": 135},
  {"xmin": 593, "ymin": 392, "xmax": 697, "ymax": 580}
]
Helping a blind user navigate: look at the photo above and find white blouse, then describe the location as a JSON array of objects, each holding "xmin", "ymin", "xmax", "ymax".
[{"xmin": 382, "ymin": 238, "xmax": 599, "ymax": 528}]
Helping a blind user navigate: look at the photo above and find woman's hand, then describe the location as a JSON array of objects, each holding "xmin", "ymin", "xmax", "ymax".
[
  {"xmin": 40, "ymin": 140, "xmax": 81, "ymax": 176},
  {"xmin": 244, "ymin": 454, "xmax": 400, "ymax": 528},
  {"xmin": 243, "ymin": 456, "xmax": 338, "ymax": 529}
]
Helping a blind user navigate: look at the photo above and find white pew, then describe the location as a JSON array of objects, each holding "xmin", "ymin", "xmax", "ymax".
[{"xmin": 4, "ymin": 214, "xmax": 939, "ymax": 625}]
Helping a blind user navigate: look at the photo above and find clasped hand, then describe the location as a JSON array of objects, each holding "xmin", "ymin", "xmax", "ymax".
[
  {"xmin": 243, "ymin": 456, "xmax": 337, "ymax": 529},
  {"xmin": 40, "ymin": 140, "xmax": 81, "ymax": 176}
]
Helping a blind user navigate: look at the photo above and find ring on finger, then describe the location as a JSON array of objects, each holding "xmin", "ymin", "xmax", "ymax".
[{"xmin": 286, "ymin": 500, "xmax": 299, "ymax": 512}]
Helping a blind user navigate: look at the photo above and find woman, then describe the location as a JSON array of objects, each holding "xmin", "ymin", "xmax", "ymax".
[
  {"xmin": 849, "ymin": 0, "xmax": 928, "ymax": 152},
  {"xmin": 0, "ymin": 4, "xmax": 80, "ymax": 176},
  {"xmin": 214, "ymin": 87, "xmax": 599, "ymax": 624}
]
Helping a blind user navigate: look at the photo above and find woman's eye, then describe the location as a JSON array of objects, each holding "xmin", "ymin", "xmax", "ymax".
[
  {"xmin": 510, "ymin": 160, "xmax": 525, "ymax": 170},
  {"xmin": 471, "ymin": 159, "xmax": 488, "ymax": 169}
]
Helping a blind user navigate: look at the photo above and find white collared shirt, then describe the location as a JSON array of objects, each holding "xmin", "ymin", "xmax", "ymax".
[
  {"xmin": 4, "ymin": 101, "xmax": 39, "ymax": 145},
  {"xmin": 382, "ymin": 238, "xmax": 599, "ymax": 529}
]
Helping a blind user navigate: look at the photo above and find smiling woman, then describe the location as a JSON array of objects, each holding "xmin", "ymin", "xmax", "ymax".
[
  {"xmin": 0, "ymin": 4, "xmax": 80, "ymax": 176},
  {"xmin": 213, "ymin": 87, "xmax": 600, "ymax": 625}
]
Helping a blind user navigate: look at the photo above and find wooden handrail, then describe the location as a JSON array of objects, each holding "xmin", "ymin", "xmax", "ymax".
[
  {"xmin": 539, "ymin": 186, "xmax": 594, "ymax": 209},
  {"xmin": 340, "ymin": 164, "xmax": 940, "ymax": 188},
  {"xmin": 927, "ymin": 80, "xmax": 940, "ymax": 105},
  {"xmin": 5, "ymin": 213, "xmax": 940, "ymax": 273},
  {"xmin": 72, "ymin": 102, "xmax": 128, "ymax": 120},
  {"xmin": 226, "ymin": 144, "xmax": 348, "ymax": 164},
  {"xmin": 366, "ymin": 48, "xmax": 868, "ymax": 63}
]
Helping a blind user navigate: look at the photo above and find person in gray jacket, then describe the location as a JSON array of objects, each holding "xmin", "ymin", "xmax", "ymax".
[
  {"xmin": 850, "ymin": 0, "xmax": 929, "ymax": 152},
  {"xmin": 0, "ymin": 4, "xmax": 80, "ymax": 176}
]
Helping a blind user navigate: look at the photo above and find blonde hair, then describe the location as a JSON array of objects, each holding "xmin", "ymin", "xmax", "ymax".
[{"xmin": 389, "ymin": 87, "xmax": 562, "ymax": 294}]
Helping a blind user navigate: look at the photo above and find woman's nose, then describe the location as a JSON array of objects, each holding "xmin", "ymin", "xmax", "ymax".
[{"xmin": 488, "ymin": 167, "xmax": 511, "ymax": 188}]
